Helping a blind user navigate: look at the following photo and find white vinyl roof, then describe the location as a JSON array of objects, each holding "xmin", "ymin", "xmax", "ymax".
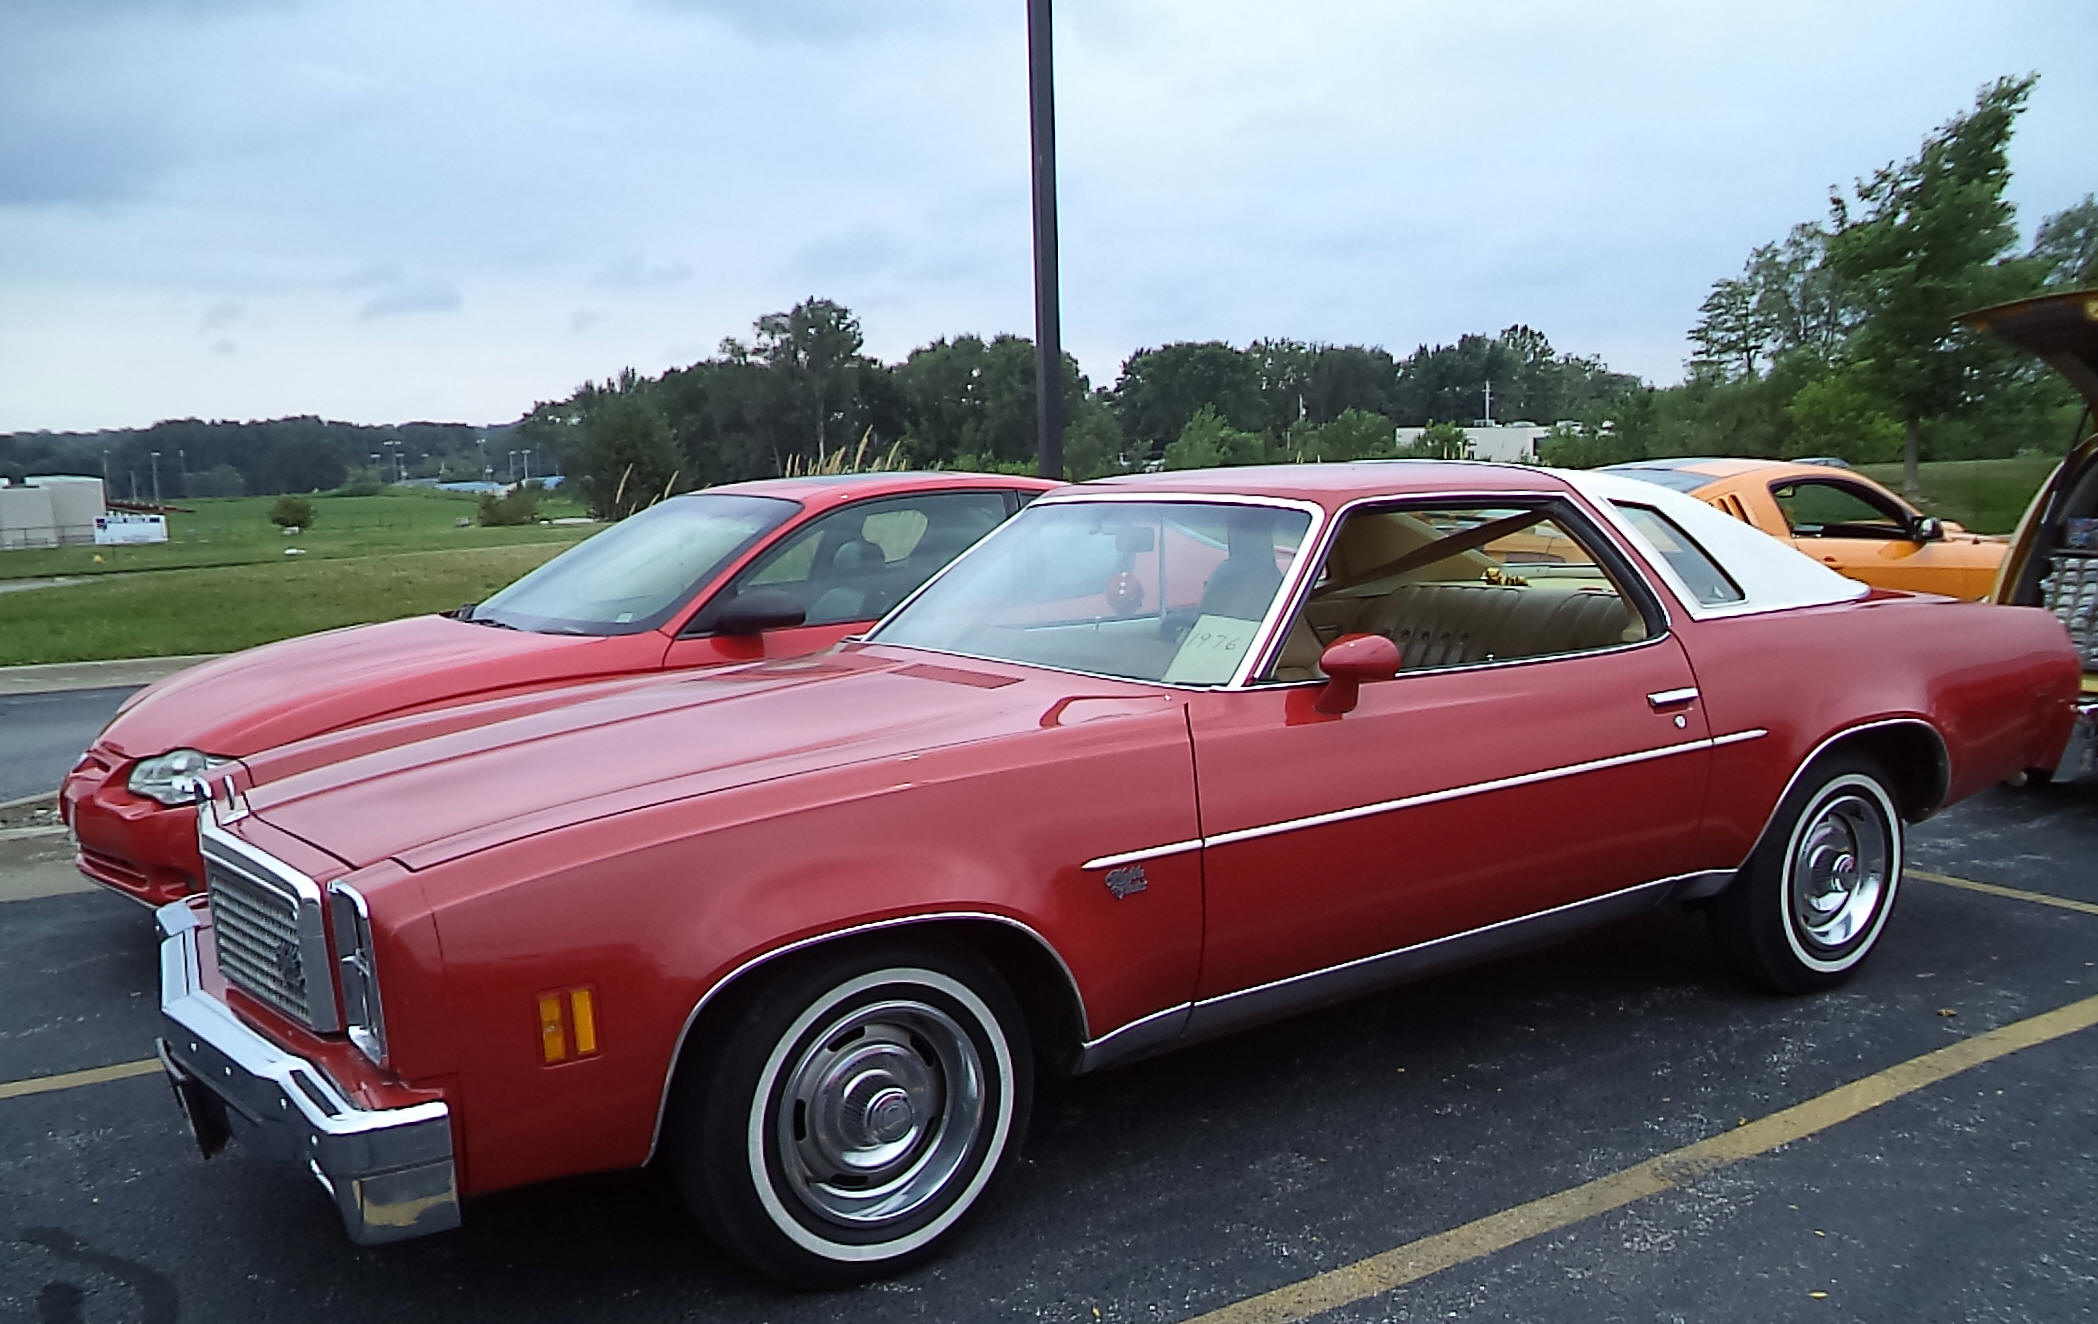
[{"xmin": 1556, "ymin": 467, "xmax": 1872, "ymax": 619}]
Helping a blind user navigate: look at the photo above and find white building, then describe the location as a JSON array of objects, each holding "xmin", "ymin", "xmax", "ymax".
[
  {"xmin": 0, "ymin": 475, "xmax": 110, "ymax": 550},
  {"xmin": 1393, "ymin": 423, "xmax": 1555, "ymax": 464}
]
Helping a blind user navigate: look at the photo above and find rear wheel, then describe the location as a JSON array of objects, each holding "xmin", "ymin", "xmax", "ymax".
[
  {"xmin": 669, "ymin": 941, "xmax": 1033, "ymax": 1287},
  {"xmin": 1710, "ymin": 757, "xmax": 1903, "ymax": 993}
]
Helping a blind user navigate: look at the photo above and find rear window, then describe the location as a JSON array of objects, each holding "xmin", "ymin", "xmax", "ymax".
[
  {"xmin": 1601, "ymin": 466, "xmax": 1712, "ymax": 494},
  {"xmin": 1613, "ymin": 503, "xmax": 1746, "ymax": 607}
]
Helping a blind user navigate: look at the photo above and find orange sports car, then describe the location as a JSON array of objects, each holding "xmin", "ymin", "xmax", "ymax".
[{"xmin": 1603, "ymin": 457, "xmax": 2007, "ymax": 600}]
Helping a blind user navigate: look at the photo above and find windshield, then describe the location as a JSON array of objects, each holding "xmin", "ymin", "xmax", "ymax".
[
  {"xmin": 871, "ymin": 499, "xmax": 1312, "ymax": 685},
  {"xmin": 470, "ymin": 493, "xmax": 797, "ymax": 635}
]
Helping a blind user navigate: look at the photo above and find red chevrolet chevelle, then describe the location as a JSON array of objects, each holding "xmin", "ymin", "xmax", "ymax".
[
  {"xmin": 153, "ymin": 463, "xmax": 2080, "ymax": 1285},
  {"xmin": 63, "ymin": 472, "xmax": 1054, "ymax": 905}
]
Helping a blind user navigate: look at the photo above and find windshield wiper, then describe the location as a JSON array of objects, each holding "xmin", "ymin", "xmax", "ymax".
[{"xmin": 464, "ymin": 613, "xmax": 522, "ymax": 630}]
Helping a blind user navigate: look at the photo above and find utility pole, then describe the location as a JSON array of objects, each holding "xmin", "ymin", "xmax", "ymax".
[
  {"xmin": 522, "ymin": 449, "xmax": 532, "ymax": 483},
  {"xmin": 150, "ymin": 451, "xmax": 162, "ymax": 510},
  {"xmin": 1482, "ymin": 380, "xmax": 1493, "ymax": 425},
  {"xmin": 1027, "ymin": 0, "xmax": 1064, "ymax": 480},
  {"xmin": 178, "ymin": 448, "xmax": 187, "ymax": 498}
]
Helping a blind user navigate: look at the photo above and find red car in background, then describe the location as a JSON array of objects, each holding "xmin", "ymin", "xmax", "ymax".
[{"xmin": 62, "ymin": 472, "xmax": 1055, "ymax": 905}]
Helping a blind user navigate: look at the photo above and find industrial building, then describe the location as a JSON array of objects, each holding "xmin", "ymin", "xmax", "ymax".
[{"xmin": 0, "ymin": 475, "xmax": 111, "ymax": 550}]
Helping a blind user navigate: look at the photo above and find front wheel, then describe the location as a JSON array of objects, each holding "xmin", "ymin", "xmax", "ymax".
[
  {"xmin": 1709, "ymin": 757, "xmax": 1904, "ymax": 994},
  {"xmin": 669, "ymin": 941, "xmax": 1033, "ymax": 1287}
]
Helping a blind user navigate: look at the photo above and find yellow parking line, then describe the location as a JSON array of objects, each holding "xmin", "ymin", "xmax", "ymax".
[
  {"xmin": 1183, "ymin": 990, "xmax": 2098, "ymax": 1324},
  {"xmin": 0, "ymin": 1057, "xmax": 161, "ymax": 1102},
  {"xmin": 1907, "ymin": 868, "xmax": 2098, "ymax": 918}
]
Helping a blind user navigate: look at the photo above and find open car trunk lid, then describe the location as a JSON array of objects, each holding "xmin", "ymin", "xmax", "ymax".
[{"xmin": 1962, "ymin": 290, "xmax": 2098, "ymax": 684}]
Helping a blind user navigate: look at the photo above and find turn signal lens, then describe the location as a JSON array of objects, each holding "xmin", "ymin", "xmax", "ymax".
[{"xmin": 538, "ymin": 987, "xmax": 600, "ymax": 1064}]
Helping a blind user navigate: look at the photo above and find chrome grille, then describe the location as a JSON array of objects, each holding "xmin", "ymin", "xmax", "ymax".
[
  {"xmin": 208, "ymin": 858, "xmax": 319, "ymax": 1026},
  {"xmin": 2040, "ymin": 552, "xmax": 2097, "ymax": 669}
]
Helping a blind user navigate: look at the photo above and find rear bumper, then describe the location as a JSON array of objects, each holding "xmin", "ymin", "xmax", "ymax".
[
  {"xmin": 156, "ymin": 897, "xmax": 459, "ymax": 1245},
  {"xmin": 2053, "ymin": 697, "xmax": 2098, "ymax": 782}
]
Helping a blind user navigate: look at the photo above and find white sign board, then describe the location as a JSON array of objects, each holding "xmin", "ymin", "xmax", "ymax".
[{"xmin": 93, "ymin": 513, "xmax": 169, "ymax": 545}]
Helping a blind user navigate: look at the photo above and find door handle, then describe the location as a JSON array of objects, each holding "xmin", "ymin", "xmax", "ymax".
[{"xmin": 1647, "ymin": 688, "xmax": 1699, "ymax": 710}]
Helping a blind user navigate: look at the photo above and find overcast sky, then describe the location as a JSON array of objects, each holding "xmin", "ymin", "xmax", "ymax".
[{"xmin": 2, "ymin": 0, "xmax": 2092, "ymax": 434}]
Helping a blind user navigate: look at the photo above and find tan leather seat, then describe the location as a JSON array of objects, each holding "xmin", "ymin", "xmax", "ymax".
[{"xmin": 1359, "ymin": 582, "xmax": 1634, "ymax": 668}]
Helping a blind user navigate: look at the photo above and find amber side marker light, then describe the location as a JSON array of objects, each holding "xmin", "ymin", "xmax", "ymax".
[{"xmin": 537, "ymin": 986, "xmax": 600, "ymax": 1063}]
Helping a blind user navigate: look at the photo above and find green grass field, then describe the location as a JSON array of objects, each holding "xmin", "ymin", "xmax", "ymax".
[
  {"xmin": 1854, "ymin": 455, "xmax": 2059, "ymax": 534},
  {"xmin": 0, "ymin": 542, "xmax": 583, "ymax": 666},
  {"xmin": 0, "ymin": 487, "xmax": 590, "ymax": 581}
]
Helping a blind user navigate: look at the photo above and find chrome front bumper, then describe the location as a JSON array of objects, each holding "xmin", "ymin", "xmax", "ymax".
[{"xmin": 156, "ymin": 898, "xmax": 460, "ymax": 1245}]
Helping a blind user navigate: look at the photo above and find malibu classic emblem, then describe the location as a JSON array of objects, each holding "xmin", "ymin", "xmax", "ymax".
[{"xmin": 1103, "ymin": 865, "xmax": 1148, "ymax": 900}]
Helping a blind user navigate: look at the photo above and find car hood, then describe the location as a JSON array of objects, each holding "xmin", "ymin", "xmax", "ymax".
[
  {"xmin": 235, "ymin": 647, "xmax": 1151, "ymax": 874},
  {"xmin": 100, "ymin": 614, "xmax": 633, "ymax": 759}
]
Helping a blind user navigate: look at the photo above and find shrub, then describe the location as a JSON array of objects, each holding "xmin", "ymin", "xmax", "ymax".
[
  {"xmin": 268, "ymin": 496, "xmax": 315, "ymax": 529},
  {"xmin": 477, "ymin": 483, "xmax": 541, "ymax": 527}
]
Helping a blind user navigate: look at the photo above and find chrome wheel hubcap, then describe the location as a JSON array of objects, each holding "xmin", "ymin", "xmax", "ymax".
[
  {"xmin": 1790, "ymin": 793, "xmax": 1889, "ymax": 949},
  {"xmin": 775, "ymin": 998, "xmax": 985, "ymax": 1230}
]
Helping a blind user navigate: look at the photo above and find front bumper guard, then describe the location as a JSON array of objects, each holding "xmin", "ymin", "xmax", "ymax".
[{"xmin": 156, "ymin": 898, "xmax": 460, "ymax": 1245}]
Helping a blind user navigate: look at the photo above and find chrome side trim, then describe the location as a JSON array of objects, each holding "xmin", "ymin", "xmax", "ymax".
[
  {"xmin": 644, "ymin": 909, "xmax": 1088, "ymax": 1162},
  {"xmin": 1082, "ymin": 730, "xmax": 1770, "ymax": 870},
  {"xmin": 1074, "ymin": 1001, "xmax": 1191, "ymax": 1072},
  {"xmin": 1074, "ymin": 868, "xmax": 1737, "ymax": 1073},
  {"xmin": 1081, "ymin": 838, "xmax": 1205, "ymax": 871},
  {"xmin": 1199, "ymin": 730, "xmax": 1766, "ymax": 854}
]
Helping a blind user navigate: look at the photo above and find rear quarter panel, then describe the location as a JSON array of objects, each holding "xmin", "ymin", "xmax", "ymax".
[{"xmin": 1681, "ymin": 593, "xmax": 2079, "ymax": 861}]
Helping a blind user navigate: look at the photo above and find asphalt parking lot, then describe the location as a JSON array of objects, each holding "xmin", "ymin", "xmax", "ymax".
[{"xmin": 2, "ymin": 775, "xmax": 2093, "ymax": 1323}]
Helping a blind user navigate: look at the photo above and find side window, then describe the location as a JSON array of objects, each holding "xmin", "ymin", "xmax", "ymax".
[
  {"xmin": 1613, "ymin": 503, "xmax": 1746, "ymax": 607},
  {"xmin": 1265, "ymin": 503, "xmax": 1651, "ymax": 681},
  {"xmin": 1771, "ymin": 480, "xmax": 1906, "ymax": 538},
  {"xmin": 717, "ymin": 491, "xmax": 1011, "ymax": 629}
]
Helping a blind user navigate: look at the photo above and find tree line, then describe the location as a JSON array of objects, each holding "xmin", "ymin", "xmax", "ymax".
[
  {"xmin": 1547, "ymin": 74, "xmax": 2095, "ymax": 491},
  {"xmin": 530, "ymin": 302, "xmax": 1644, "ymax": 518}
]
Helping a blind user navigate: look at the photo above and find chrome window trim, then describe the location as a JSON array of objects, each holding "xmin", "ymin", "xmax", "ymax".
[
  {"xmin": 644, "ymin": 909, "xmax": 1086, "ymax": 1162},
  {"xmin": 1239, "ymin": 487, "xmax": 1678, "ymax": 684},
  {"xmin": 1081, "ymin": 728, "xmax": 1769, "ymax": 871},
  {"xmin": 863, "ymin": 492, "xmax": 1330, "ymax": 692},
  {"xmin": 199, "ymin": 786, "xmax": 342, "ymax": 1034}
]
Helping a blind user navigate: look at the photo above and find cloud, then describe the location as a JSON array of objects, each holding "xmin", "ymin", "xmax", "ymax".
[
  {"xmin": 647, "ymin": 0, "xmax": 984, "ymax": 43},
  {"xmin": 335, "ymin": 262, "xmax": 405, "ymax": 289},
  {"xmin": 200, "ymin": 301, "xmax": 244, "ymax": 332},
  {"xmin": 588, "ymin": 255, "xmax": 692, "ymax": 289},
  {"xmin": 357, "ymin": 280, "xmax": 461, "ymax": 319}
]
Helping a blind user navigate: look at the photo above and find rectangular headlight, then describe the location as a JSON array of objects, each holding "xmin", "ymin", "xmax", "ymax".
[{"xmin": 327, "ymin": 882, "xmax": 388, "ymax": 1066}]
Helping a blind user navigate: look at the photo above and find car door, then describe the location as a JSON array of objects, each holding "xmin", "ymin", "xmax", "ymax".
[
  {"xmin": 1768, "ymin": 476, "xmax": 1983, "ymax": 596},
  {"xmin": 661, "ymin": 489, "xmax": 1017, "ymax": 668},
  {"xmin": 1186, "ymin": 498, "xmax": 1714, "ymax": 1011}
]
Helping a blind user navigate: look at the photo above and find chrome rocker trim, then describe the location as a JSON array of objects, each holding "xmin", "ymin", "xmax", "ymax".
[
  {"xmin": 156, "ymin": 897, "xmax": 458, "ymax": 1245},
  {"xmin": 1075, "ymin": 868, "xmax": 1734, "ymax": 1072}
]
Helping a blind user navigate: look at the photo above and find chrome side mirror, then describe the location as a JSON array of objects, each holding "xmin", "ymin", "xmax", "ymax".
[{"xmin": 1912, "ymin": 516, "xmax": 1945, "ymax": 542}]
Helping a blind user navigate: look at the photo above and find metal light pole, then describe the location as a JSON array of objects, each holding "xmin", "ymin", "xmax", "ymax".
[
  {"xmin": 150, "ymin": 451, "xmax": 162, "ymax": 509},
  {"xmin": 522, "ymin": 449, "xmax": 533, "ymax": 483},
  {"xmin": 178, "ymin": 448, "xmax": 187, "ymax": 497},
  {"xmin": 1027, "ymin": 0, "xmax": 1064, "ymax": 480}
]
